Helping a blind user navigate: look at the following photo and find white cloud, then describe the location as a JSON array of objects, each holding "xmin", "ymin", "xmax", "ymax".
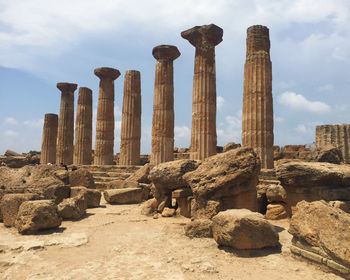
[
  {"xmin": 217, "ymin": 96, "xmax": 225, "ymax": 111},
  {"xmin": 217, "ymin": 113, "xmax": 242, "ymax": 145},
  {"xmin": 295, "ymin": 124, "xmax": 307, "ymax": 133},
  {"xmin": 23, "ymin": 119, "xmax": 44, "ymax": 128},
  {"xmin": 317, "ymin": 84, "xmax": 334, "ymax": 92},
  {"xmin": 275, "ymin": 116, "xmax": 284, "ymax": 123},
  {"xmin": 278, "ymin": 91, "xmax": 331, "ymax": 113},
  {"xmin": 4, "ymin": 117, "xmax": 18, "ymax": 125},
  {"xmin": 175, "ymin": 125, "xmax": 190, "ymax": 139},
  {"xmin": 4, "ymin": 130, "xmax": 19, "ymax": 137},
  {"xmin": 114, "ymin": 106, "xmax": 122, "ymax": 118}
]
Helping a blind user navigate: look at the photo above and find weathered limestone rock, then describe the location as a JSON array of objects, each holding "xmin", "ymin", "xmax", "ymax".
[
  {"xmin": 212, "ymin": 209, "xmax": 279, "ymax": 249},
  {"xmin": 242, "ymin": 25, "xmax": 274, "ymax": 169},
  {"xmin": 266, "ymin": 183, "xmax": 287, "ymax": 203},
  {"xmin": 141, "ymin": 198, "xmax": 158, "ymax": 216},
  {"xmin": 70, "ymin": 186, "xmax": 101, "ymax": 208},
  {"xmin": 313, "ymin": 144, "xmax": 343, "ymax": 164},
  {"xmin": 42, "ymin": 184, "xmax": 70, "ymax": 204},
  {"xmin": 58, "ymin": 195, "xmax": 87, "ymax": 219},
  {"xmin": 151, "ymin": 45, "xmax": 180, "ymax": 165},
  {"xmin": 56, "ymin": 82, "xmax": 77, "ymax": 165},
  {"xmin": 94, "ymin": 67, "xmax": 121, "ymax": 165},
  {"xmin": 4, "ymin": 150, "xmax": 21, "ymax": 156},
  {"xmin": 181, "ymin": 24, "xmax": 223, "ymax": 160},
  {"xmin": 329, "ymin": 200, "xmax": 350, "ymax": 214},
  {"xmin": 68, "ymin": 168, "xmax": 95, "ymax": 189},
  {"xmin": 125, "ymin": 163, "xmax": 151, "ymax": 184},
  {"xmin": 316, "ymin": 124, "xmax": 350, "ymax": 163},
  {"xmin": 265, "ymin": 203, "xmax": 288, "ymax": 220},
  {"xmin": 161, "ymin": 207, "xmax": 176, "ymax": 217},
  {"xmin": 1, "ymin": 193, "xmax": 38, "ymax": 227},
  {"xmin": 41, "ymin": 113, "xmax": 58, "ymax": 164},
  {"xmin": 74, "ymin": 87, "xmax": 93, "ymax": 165},
  {"xmin": 184, "ymin": 219, "xmax": 213, "ymax": 238},
  {"xmin": 223, "ymin": 142, "xmax": 241, "ymax": 152},
  {"xmin": 104, "ymin": 188, "xmax": 143, "ymax": 204},
  {"xmin": 15, "ymin": 200, "xmax": 61, "ymax": 234},
  {"xmin": 276, "ymin": 161, "xmax": 350, "ymax": 214},
  {"xmin": 183, "ymin": 147, "xmax": 260, "ymax": 219},
  {"xmin": 289, "ymin": 200, "xmax": 350, "ymax": 275},
  {"xmin": 120, "ymin": 70, "xmax": 141, "ymax": 165}
]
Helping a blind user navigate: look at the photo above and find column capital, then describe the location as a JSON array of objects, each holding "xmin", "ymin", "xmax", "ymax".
[
  {"xmin": 152, "ymin": 45, "xmax": 180, "ymax": 61},
  {"xmin": 181, "ymin": 24, "xmax": 223, "ymax": 48},
  {"xmin": 94, "ymin": 67, "xmax": 120, "ymax": 80},
  {"xmin": 56, "ymin": 82, "xmax": 77, "ymax": 92},
  {"xmin": 246, "ymin": 25, "xmax": 270, "ymax": 54}
]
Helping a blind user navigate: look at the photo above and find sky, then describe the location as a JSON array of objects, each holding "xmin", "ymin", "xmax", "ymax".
[{"xmin": 0, "ymin": 0, "xmax": 350, "ymax": 155}]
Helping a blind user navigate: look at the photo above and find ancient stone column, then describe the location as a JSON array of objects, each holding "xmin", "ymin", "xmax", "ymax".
[
  {"xmin": 119, "ymin": 70, "xmax": 141, "ymax": 165},
  {"xmin": 94, "ymin": 67, "xmax": 120, "ymax": 165},
  {"xmin": 73, "ymin": 87, "xmax": 93, "ymax": 165},
  {"xmin": 151, "ymin": 45, "xmax": 180, "ymax": 165},
  {"xmin": 242, "ymin": 25, "xmax": 274, "ymax": 169},
  {"xmin": 56, "ymin": 82, "xmax": 77, "ymax": 165},
  {"xmin": 181, "ymin": 24, "xmax": 223, "ymax": 160},
  {"xmin": 316, "ymin": 124, "xmax": 350, "ymax": 163},
  {"xmin": 41, "ymin": 113, "xmax": 58, "ymax": 164}
]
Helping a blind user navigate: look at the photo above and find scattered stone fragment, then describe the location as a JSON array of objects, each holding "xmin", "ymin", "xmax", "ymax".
[
  {"xmin": 161, "ymin": 207, "xmax": 176, "ymax": 217},
  {"xmin": 70, "ymin": 186, "xmax": 101, "ymax": 208},
  {"xmin": 69, "ymin": 168, "xmax": 95, "ymax": 189},
  {"xmin": 58, "ymin": 195, "xmax": 86, "ymax": 220},
  {"xmin": 265, "ymin": 203, "xmax": 288, "ymax": 220},
  {"xmin": 212, "ymin": 209, "xmax": 279, "ymax": 249},
  {"xmin": 222, "ymin": 142, "xmax": 241, "ymax": 152},
  {"xmin": 104, "ymin": 188, "xmax": 143, "ymax": 204},
  {"xmin": 266, "ymin": 184, "xmax": 287, "ymax": 203},
  {"xmin": 15, "ymin": 200, "xmax": 61, "ymax": 234},
  {"xmin": 329, "ymin": 200, "xmax": 350, "ymax": 214},
  {"xmin": 42, "ymin": 184, "xmax": 70, "ymax": 204}
]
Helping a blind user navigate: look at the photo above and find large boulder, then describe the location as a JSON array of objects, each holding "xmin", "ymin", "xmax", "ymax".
[
  {"xmin": 212, "ymin": 209, "xmax": 279, "ymax": 250},
  {"xmin": 184, "ymin": 219, "xmax": 213, "ymax": 238},
  {"xmin": 276, "ymin": 161, "xmax": 350, "ymax": 214},
  {"xmin": 313, "ymin": 145, "xmax": 343, "ymax": 164},
  {"xmin": 183, "ymin": 147, "xmax": 260, "ymax": 219},
  {"xmin": 104, "ymin": 188, "xmax": 143, "ymax": 204},
  {"xmin": 70, "ymin": 186, "xmax": 101, "ymax": 208},
  {"xmin": 57, "ymin": 195, "xmax": 87, "ymax": 219},
  {"xmin": 1, "ymin": 193, "xmax": 39, "ymax": 227},
  {"xmin": 42, "ymin": 184, "xmax": 70, "ymax": 204},
  {"xmin": 289, "ymin": 200, "xmax": 350, "ymax": 275},
  {"xmin": 15, "ymin": 200, "xmax": 61, "ymax": 234},
  {"xmin": 68, "ymin": 168, "xmax": 95, "ymax": 189},
  {"xmin": 125, "ymin": 163, "xmax": 152, "ymax": 184},
  {"xmin": 149, "ymin": 160, "xmax": 200, "ymax": 210},
  {"xmin": 265, "ymin": 203, "xmax": 288, "ymax": 220}
]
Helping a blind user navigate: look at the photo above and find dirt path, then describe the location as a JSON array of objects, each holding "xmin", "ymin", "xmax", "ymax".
[{"xmin": 0, "ymin": 199, "xmax": 342, "ymax": 280}]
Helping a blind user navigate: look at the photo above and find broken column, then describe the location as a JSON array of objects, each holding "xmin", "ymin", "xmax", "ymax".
[
  {"xmin": 151, "ymin": 45, "xmax": 180, "ymax": 165},
  {"xmin": 181, "ymin": 24, "xmax": 223, "ymax": 160},
  {"xmin": 41, "ymin": 113, "xmax": 58, "ymax": 164},
  {"xmin": 119, "ymin": 70, "xmax": 141, "ymax": 165},
  {"xmin": 73, "ymin": 87, "xmax": 93, "ymax": 165},
  {"xmin": 316, "ymin": 124, "xmax": 350, "ymax": 163},
  {"xmin": 242, "ymin": 25, "xmax": 274, "ymax": 169},
  {"xmin": 56, "ymin": 82, "xmax": 77, "ymax": 165},
  {"xmin": 94, "ymin": 67, "xmax": 120, "ymax": 165}
]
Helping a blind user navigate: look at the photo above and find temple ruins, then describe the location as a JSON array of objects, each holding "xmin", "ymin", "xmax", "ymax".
[
  {"xmin": 316, "ymin": 124, "xmax": 350, "ymax": 163},
  {"xmin": 56, "ymin": 82, "xmax": 77, "ymax": 165},
  {"xmin": 242, "ymin": 25, "xmax": 274, "ymax": 169},
  {"xmin": 94, "ymin": 67, "xmax": 120, "ymax": 165},
  {"xmin": 73, "ymin": 87, "xmax": 93, "ymax": 165},
  {"xmin": 119, "ymin": 70, "xmax": 142, "ymax": 165},
  {"xmin": 151, "ymin": 45, "xmax": 180, "ymax": 165},
  {"xmin": 181, "ymin": 24, "xmax": 223, "ymax": 160},
  {"xmin": 40, "ymin": 113, "xmax": 58, "ymax": 164}
]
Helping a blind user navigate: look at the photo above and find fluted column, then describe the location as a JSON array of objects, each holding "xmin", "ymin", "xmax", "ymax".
[
  {"xmin": 181, "ymin": 24, "xmax": 223, "ymax": 160},
  {"xmin": 56, "ymin": 82, "xmax": 77, "ymax": 165},
  {"xmin": 119, "ymin": 70, "xmax": 141, "ymax": 165},
  {"xmin": 242, "ymin": 25, "xmax": 274, "ymax": 169},
  {"xmin": 316, "ymin": 124, "xmax": 350, "ymax": 163},
  {"xmin": 41, "ymin": 113, "xmax": 58, "ymax": 164},
  {"xmin": 74, "ymin": 87, "xmax": 93, "ymax": 165},
  {"xmin": 94, "ymin": 67, "xmax": 120, "ymax": 165},
  {"xmin": 151, "ymin": 45, "xmax": 180, "ymax": 165}
]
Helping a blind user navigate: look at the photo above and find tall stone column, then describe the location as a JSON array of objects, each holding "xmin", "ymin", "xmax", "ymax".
[
  {"xmin": 151, "ymin": 45, "xmax": 180, "ymax": 165},
  {"xmin": 73, "ymin": 87, "xmax": 93, "ymax": 165},
  {"xmin": 316, "ymin": 124, "xmax": 350, "ymax": 163},
  {"xmin": 41, "ymin": 113, "xmax": 58, "ymax": 164},
  {"xmin": 94, "ymin": 67, "xmax": 120, "ymax": 165},
  {"xmin": 181, "ymin": 24, "xmax": 223, "ymax": 160},
  {"xmin": 242, "ymin": 25, "xmax": 274, "ymax": 169},
  {"xmin": 56, "ymin": 82, "xmax": 77, "ymax": 165},
  {"xmin": 119, "ymin": 70, "xmax": 142, "ymax": 165}
]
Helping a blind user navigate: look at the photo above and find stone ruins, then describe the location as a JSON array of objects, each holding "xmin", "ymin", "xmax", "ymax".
[
  {"xmin": 242, "ymin": 25, "xmax": 274, "ymax": 169},
  {"xmin": 1, "ymin": 23, "xmax": 350, "ymax": 279},
  {"xmin": 316, "ymin": 124, "xmax": 350, "ymax": 163}
]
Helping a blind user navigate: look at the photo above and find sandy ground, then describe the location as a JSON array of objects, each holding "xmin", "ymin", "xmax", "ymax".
[{"xmin": 0, "ymin": 199, "xmax": 343, "ymax": 280}]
